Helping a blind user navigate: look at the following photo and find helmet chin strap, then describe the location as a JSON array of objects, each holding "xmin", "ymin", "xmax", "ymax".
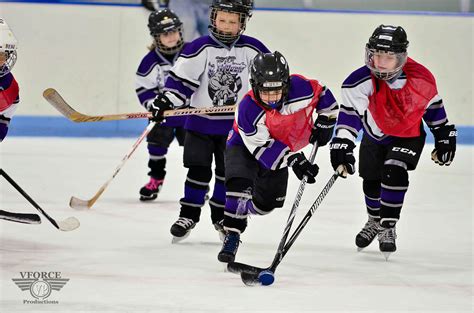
[
  {"xmin": 267, "ymin": 101, "xmax": 280, "ymax": 109},
  {"xmin": 262, "ymin": 98, "xmax": 284, "ymax": 110}
]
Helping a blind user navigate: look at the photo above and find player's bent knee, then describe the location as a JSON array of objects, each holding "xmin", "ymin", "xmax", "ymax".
[
  {"xmin": 252, "ymin": 197, "xmax": 281, "ymax": 215},
  {"xmin": 382, "ymin": 164, "xmax": 408, "ymax": 188}
]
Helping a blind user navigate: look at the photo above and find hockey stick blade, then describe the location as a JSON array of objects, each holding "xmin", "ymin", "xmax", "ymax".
[
  {"xmin": 69, "ymin": 196, "xmax": 92, "ymax": 210},
  {"xmin": 0, "ymin": 210, "xmax": 42, "ymax": 224},
  {"xmin": 57, "ymin": 216, "xmax": 80, "ymax": 231},
  {"xmin": 68, "ymin": 122, "xmax": 154, "ymax": 210},
  {"xmin": 227, "ymin": 262, "xmax": 265, "ymax": 275},
  {"xmin": 44, "ymin": 88, "xmax": 236, "ymax": 123},
  {"xmin": 241, "ymin": 272, "xmax": 262, "ymax": 286},
  {"xmin": 0, "ymin": 169, "xmax": 80, "ymax": 231},
  {"xmin": 227, "ymin": 263, "xmax": 274, "ymax": 286},
  {"xmin": 43, "ymin": 88, "xmax": 150, "ymax": 122}
]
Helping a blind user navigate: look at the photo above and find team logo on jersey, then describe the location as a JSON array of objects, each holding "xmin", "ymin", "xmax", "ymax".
[
  {"xmin": 12, "ymin": 271, "xmax": 69, "ymax": 304},
  {"xmin": 208, "ymin": 56, "xmax": 246, "ymax": 106}
]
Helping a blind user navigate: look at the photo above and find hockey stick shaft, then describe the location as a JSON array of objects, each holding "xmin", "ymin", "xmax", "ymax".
[
  {"xmin": 232, "ymin": 171, "xmax": 339, "ymax": 284},
  {"xmin": 268, "ymin": 143, "xmax": 319, "ymax": 271},
  {"xmin": 43, "ymin": 88, "xmax": 235, "ymax": 123},
  {"xmin": 0, "ymin": 169, "xmax": 79, "ymax": 230},
  {"xmin": 274, "ymin": 171, "xmax": 339, "ymax": 269},
  {"xmin": 0, "ymin": 209, "xmax": 41, "ymax": 224},
  {"xmin": 70, "ymin": 122, "xmax": 156, "ymax": 209},
  {"xmin": 0, "ymin": 168, "xmax": 60, "ymax": 228},
  {"xmin": 228, "ymin": 144, "xmax": 319, "ymax": 277}
]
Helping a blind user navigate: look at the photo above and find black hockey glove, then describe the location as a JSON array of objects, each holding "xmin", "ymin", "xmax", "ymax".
[
  {"xmin": 431, "ymin": 124, "xmax": 457, "ymax": 166},
  {"xmin": 309, "ymin": 115, "xmax": 336, "ymax": 146},
  {"xmin": 287, "ymin": 152, "xmax": 319, "ymax": 184},
  {"xmin": 329, "ymin": 137, "xmax": 356, "ymax": 178},
  {"xmin": 149, "ymin": 93, "xmax": 173, "ymax": 123}
]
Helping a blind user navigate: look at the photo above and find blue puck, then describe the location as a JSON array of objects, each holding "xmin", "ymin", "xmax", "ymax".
[{"xmin": 258, "ymin": 270, "xmax": 275, "ymax": 286}]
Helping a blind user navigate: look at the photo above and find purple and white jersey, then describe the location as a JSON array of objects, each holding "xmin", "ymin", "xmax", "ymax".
[
  {"xmin": 163, "ymin": 34, "xmax": 270, "ymax": 135},
  {"xmin": 336, "ymin": 65, "xmax": 448, "ymax": 144},
  {"xmin": 228, "ymin": 75, "xmax": 339, "ymax": 170},
  {"xmin": 135, "ymin": 46, "xmax": 188, "ymax": 127}
]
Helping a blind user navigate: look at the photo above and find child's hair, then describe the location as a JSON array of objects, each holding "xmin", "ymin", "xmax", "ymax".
[{"xmin": 148, "ymin": 42, "xmax": 157, "ymax": 52}]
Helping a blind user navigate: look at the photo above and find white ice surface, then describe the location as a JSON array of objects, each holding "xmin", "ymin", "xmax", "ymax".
[{"xmin": 0, "ymin": 137, "xmax": 472, "ymax": 313}]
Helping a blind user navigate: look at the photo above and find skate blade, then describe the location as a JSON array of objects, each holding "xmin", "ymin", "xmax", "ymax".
[
  {"xmin": 139, "ymin": 197, "xmax": 157, "ymax": 202},
  {"xmin": 357, "ymin": 247, "xmax": 365, "ymax": 252},
  {"xmin": 218, "ymin": 231, "xmax": 225, "ymax": 242},
  {"xmin": 382, "ymin": 252, "xmax": 392, "ymax": 261},
  {"xmin": 171, "ymin": 232, "xmax": 191, "ymax": 244},
  {"xmin": 139, "ymin": 194, "xmax": 158, "ymax": 201}
]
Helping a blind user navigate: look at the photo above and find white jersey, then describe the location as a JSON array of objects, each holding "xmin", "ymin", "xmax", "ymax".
[
  {"xmin": 337, "ymin": 65, "xmax": 446, "ymax": 143},
  {"xmin": 162, "ymin": 34, "xmax": 270, "ymax": 135}
]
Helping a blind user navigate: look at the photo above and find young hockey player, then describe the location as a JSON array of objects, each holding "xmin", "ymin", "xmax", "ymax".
[
  {"xmin": 217, "ymin": 51, "xmax": 339, "ymax": 262},
  {"xmin": 136, "ymin": 9, "xmax": 187, "ymax": 201},
  {"xmin": 329, "ymin": 25, "xmax": 457, "ymax": 259},
  {"xmin": 0, "ymin": 18, "xmax": 19, "ymax": 142},
  {"xmin": 142, "ymin": 0, "xmax": 211, "ymax": 42},
  {"xmin": 0, "ymin": 20, "xmax": 42, "ymax": 225},
  {"xmin": 149, "ymin": 0, "xmax": 270, "ymax": 242}
]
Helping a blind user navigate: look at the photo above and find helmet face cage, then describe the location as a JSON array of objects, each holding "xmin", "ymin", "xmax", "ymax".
[
  {"xmin": 365, "ymin": 47, "xmax": 407, "ymax": 80},
  {"xmin": 148, "ymin": 10, "xmax": 184, "ymax": 55},
  {"xmin": 209, "ymin": 0, "xmax": 253, "ymax": 43},
  {"xmin": 0, "ymin": 50, "xmax": 17, "ymax": 77},
  {"xmin": 365, "ymin": 24, "xmax": 409, "ymax": 80},
  {"xmin": 153, "ymin": 26, "xmax": 184, "ymax": 55},
  {"xmin": 250, "ymin": 51, "xmax": 290, "ymax": 109},
  {"xmin": 253, "ymin": 80, "xmax": 289, "ymax": 110},
  {"xmin": 0, "ymin": 18, "xmax": 18, "ymax": 77}
]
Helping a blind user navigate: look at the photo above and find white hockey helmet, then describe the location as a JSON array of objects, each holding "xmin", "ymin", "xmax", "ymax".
[{"xmin": 0, "ymin": 18, "xmax": 18, "ymax": 77}]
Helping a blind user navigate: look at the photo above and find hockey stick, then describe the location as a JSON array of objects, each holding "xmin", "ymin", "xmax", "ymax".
[
  {"xmin": 0, "ymin": 169, "xmax": 80, "ymax": 231},
  {"xmin": 70, "ymin": 122, "xmax": 156, "ymax": 209},
  {"xmin": 228, "ymin": 169, "xmax": 340, "ymax": 286},
  {"xmin": 227, "ymin": 143, "xmax": 319, "ymax": 283},
  {"xmin": 0, "ymin": 209, "xmax": 41, "ymax": 224},
  {"xmin": 43, "ymin": 88, "xmax": 236, "ymax": 123}
]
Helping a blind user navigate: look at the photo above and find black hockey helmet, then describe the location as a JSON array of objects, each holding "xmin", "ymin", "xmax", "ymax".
[
  {"xmin": 148, "ymin": 9, "xmax": 184, "ymax": 54},
  {"xmin": 250, "ymin": 51, "xmax": 290, "ymax": 109},
  {"xmin": 365, "ymin": 25, "xmax": 409, "ymax": 80},
  {"xmin": 367, "ymin": 24, "xmax": 409, "ymax": 53},
  {"xmin": 209, "ymin": 0, "xmax": 254, "ymax": 43}
]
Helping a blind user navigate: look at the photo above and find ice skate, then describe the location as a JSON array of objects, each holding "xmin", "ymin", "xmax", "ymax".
[
  {"xmin": 378, "ymin": 226, "xmax": 397, "ymax": 260},
  {"xmin": 170, "ymin": 217, "xmax": 196, "ymax": 243},
  {"xmin": 355, "ymin": 217, "xmax": 379, "ymax": 251},
  {"xmin": 139, "ymin": 177, "xmax": 163, "ymax": 201},
  {"xmin": 217, "ymin": 231, "xmax": 240, "ymax": 263}
]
